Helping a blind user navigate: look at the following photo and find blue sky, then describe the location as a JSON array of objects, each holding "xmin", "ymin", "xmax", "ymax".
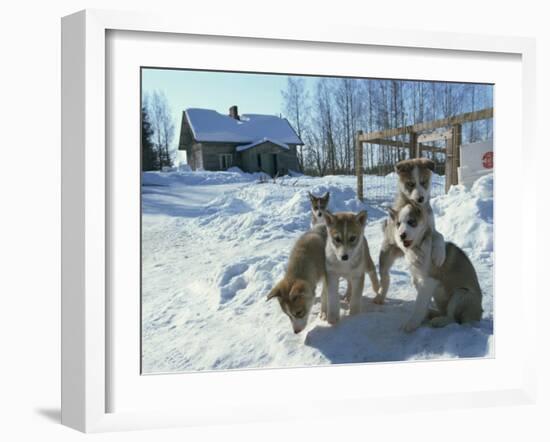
[
  {"xmin": 142, "ymin": 68, "xmax": 298, "ymax": 115},
  {"xmin": 141, "ymin": 68, "xmax": 312, "ymax": 150},
  {"xmin": 141, "ymin": 68, "xmax": 493, "ymax": 152}
]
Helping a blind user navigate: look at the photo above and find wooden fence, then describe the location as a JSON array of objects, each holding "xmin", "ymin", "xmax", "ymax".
[{"xmin": 355, "ymin": 108, "xmax": 493, "ymax": 201}]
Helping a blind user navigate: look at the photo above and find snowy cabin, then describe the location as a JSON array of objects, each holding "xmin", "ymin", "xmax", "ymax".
[{"xmin": 178, "ymin": 105, "xmax": 302, "ymax": 176}]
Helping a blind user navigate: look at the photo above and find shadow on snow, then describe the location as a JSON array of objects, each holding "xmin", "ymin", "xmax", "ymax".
[{"xmin": 304, "ymin": 297, "xmax": 493, "ymax": 364}]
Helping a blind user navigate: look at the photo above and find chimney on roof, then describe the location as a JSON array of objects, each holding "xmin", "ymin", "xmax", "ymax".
[{"xmin": 229, "ymin": 105, "xmax": 240, "ymax": 120}]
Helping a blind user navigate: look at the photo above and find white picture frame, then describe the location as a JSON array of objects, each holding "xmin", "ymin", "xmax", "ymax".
[{"xmin": 61, "ymin": 9, "xmax": 537, "ymax": 433}]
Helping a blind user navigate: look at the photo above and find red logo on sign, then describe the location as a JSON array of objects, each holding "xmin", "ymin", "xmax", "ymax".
[{"xmin": 482, "ymin": 151, "xmax": 493, "ymax": 169}]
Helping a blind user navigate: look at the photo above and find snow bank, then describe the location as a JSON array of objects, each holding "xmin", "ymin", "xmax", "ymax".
[
  {"xmin": 142, "ymin": 168, "xmax": 266, "ymax": 187},
  {"xmin": 432, "ymin": 174, "xmax": 493, "ymax": 256},
  {"xmin": 141, "ymin": 170, "xmax": 493, "ymax": 372}
]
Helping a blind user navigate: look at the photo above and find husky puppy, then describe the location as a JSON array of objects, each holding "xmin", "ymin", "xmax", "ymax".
[
  {"xmin": 309, "ymin": 190, "xmax": 355, "ymax": 303},
  {"xmin": 390, "ymin": 202, "xmax": 483, "ymax": 332},
  {"xmin": 308, "ymin": 191, "xmax": 330, "ymax": 228},
  {"xmin": 267, "ymin": 224, "xmax": 328, "ymax": 334},
  {"xmin": 324, "ymin": 211, "xmax": 380, "ymax": 324},
  {"xmin": 374, "ymin": 158, "xmax": 446, "ymax": 305}
]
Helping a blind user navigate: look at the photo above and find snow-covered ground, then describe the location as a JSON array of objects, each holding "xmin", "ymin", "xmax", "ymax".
[{"xmin": 141, "ymin": 169, "xmax": 494, "ymax": 373}]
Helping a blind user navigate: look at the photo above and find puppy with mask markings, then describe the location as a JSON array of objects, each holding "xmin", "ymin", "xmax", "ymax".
[
  {"xmin": 267, "ymin": 224, "xmax": 328, "ymax": 334},
  {"xmin": 374, "ymin": 158, "xmax": 446, "ymax": 305},
  {"xmin": 390, "ymin": 201, "xmax": 483, "ymax": 332},
  {"xmin": 308, "ymin": 191, "xmax": 330, "ymax": 229},
  {"xmin": 308, "ymin": 190, "xmax": 354, "ymax": 304},
  {"xmin": 323, "ymin": 210, "xmax": 379, "ymax": 324}
]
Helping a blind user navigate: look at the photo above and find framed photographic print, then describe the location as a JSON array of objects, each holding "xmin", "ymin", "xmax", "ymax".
[
  {"xmin": 61, "ymin": 9, "xmax": 537, "ymax": 432},
  {"xmin": 140, "ymin": 67, "xmax": 494, "ymax": 373}
]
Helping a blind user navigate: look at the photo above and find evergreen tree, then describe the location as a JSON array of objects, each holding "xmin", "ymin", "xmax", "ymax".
[{"xmin": 141, "ymin": 105, "xmax": 159, "ymax": 171}]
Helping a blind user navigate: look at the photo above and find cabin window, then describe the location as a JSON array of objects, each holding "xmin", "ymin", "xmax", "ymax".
[
  {"xmin": 218, "ymin": 154, "xmax": 232, "ymax": 170},
  {"xmin": 257, "ymin": 154, "xmax": 262, "ymax": 169}
]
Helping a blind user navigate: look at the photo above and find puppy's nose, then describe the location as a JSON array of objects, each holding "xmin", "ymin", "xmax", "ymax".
[
  {"xmin": 318, "ymin": 212, "xmax": 322, "ymax": 217},
  {"xmin": 341, "ymin": 254, "xmax": 349, "ymax": 261},
  {"xmin": 400, "ymin": 232, "xmax": 407, "ymax": 240},
  {"xmin": 417, "ymin": 196, "xmax": 424, "ymax": 203}
]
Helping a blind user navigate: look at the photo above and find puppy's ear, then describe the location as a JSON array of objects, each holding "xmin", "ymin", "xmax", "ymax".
[
  {"xmin": 356, "ymin": 210, "xmax": 367, "ymax": 227},
  {"xmin": 324, "ymin": 211, "xmax": 335, "ymax": 226},
  {"xmin": 388, "ymin": 208, "xmax": 398, "ymax": 221},
  {"xmin": 408, "ymin": 200, "xmax": 424, "ymax": 216},
  {"xmin": 322, "ymin": 192, "xmax": 330, "ymax": 202},
  {"xmin": 266, "ymin": 286, "xmax": 281, "ymax": 301},
  {"xmin": 307, "ymin": 191, "xmax": 315, "ymax": 202},
  {"xmin": 420, "ymin": 158, "xmax": 435, "ymax": 171},
  {"xmin": 289, "ymin": 281, "xmax": 306, "ymax": 301},
  {"xmin": 395, "ymin": 160, "xmax": 412, "ymax": 175}
]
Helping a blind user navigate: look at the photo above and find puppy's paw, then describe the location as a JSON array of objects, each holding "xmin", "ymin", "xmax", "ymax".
[
  {"xmin": 372, "ymin": 294, "xmax": 385, "ymax": 305},
  {"xmin": 319, "ymin": 310, "xmax": 327, "ymax": 321},
  {"xmin": 401, "ymin": 319, "xmax": 421, "ymax": 333},
  {"xmin": 430, "ymin": 316, "xmax": 453, "ymax": 328},
  {"xmin": 432, "ymin": 243, "xmax": 446, "ymax": 267},
  {"xmin": 409, "ymin": 250, "xmax": 426, "ymax": 267}
]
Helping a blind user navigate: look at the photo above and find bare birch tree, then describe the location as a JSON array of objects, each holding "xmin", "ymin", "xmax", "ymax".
[
  {"xmin": 149, "ymin": 90, "xmax": 175, "ymax": 169},
  {"xmin": 313, "ymin": 79, "xmax": 337, "ymax": 175},
  {"xmin": 281, "ymin": 77, "xmax": 309, "ymax": 172},
  {"xmin": 334, "ymin": 78, "xmax": 362, "ymax": 174},
  {"xmin": 280, "ymin": 75, "xmax": 492, "ymax": 176}
]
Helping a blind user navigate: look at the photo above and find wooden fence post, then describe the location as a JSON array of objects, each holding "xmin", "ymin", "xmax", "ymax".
[
  {"xmin": 445, "ymin": 137, "xmax": 453, "ymax": 192},
  {"xmin": 355, "ymin": 130, "xmax": 364, "ymax": 201},
  {"xmin": 451, "ymin": 123, "xmax": 462, "ymax": 187},
  {"xmin": 409, "ymin": 131, "xmax": 418, "ymax": 158},
  {"xmin": 445, "ymin": 123, "xmax": 462, "ymax": 191}
]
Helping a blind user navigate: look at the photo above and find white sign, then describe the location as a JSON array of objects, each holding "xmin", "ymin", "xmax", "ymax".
[{"xmin": 458, "ymin": 138, "xmax": 493, "ymax": 187}]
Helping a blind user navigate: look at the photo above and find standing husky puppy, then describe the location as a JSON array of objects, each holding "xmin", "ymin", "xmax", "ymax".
[
  {"xmin": 309, "ymin": 190, "xmax": 353, "ymax": 303},
  {"xmin": 390, "ymin": 202, "xmax": 483, "ymax": 332},
  {"xmin": 374, "ymin": 158, "xmax": 446, "ymax": 305},
  {"xmin": 324, "ymin": 211, "xmax": 379, "ymax": 323},
  {"xmin": 267, "ymin": 225, "xmax": 328, "ymax": 334},
  {"xmin": 308, "ymin": 191, "xmax": 330, "ymax": 228}
]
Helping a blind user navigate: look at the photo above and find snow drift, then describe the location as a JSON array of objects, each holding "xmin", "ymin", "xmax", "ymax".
[{"xmin": 141, "ymin": 170, "xmax": 494, "ymax": 373}]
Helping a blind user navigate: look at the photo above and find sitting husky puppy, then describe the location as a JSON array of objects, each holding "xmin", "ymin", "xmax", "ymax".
[
  {"xmin": 267, "ymin": 224, "xmax": 328, "ymax": 334},
  {"xmin": 390, "ymin": 201, "xmax": 483, "ymax": 332},
  {"xmin": 324, "ymin": 211, "xmax": 380, "ymax": 323},
  {"xmin": 308, "ymin": 191, "xmax": 330, "ymax": 228},
  {"xmin": 374, "ymin": 158, "xmax": 446, "ymax": 305}
]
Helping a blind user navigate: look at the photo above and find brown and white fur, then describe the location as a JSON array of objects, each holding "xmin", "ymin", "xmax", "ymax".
[
  {"xmin": 309, "ymin": 190, "xmax": 355, "ymax": 303},
  {"xmin": 374, "ymin": 158, "xmax": 446, "ymax": 305},
  {"xmin": 324, "ymin": 211, "xmax": 380, "ymax": 324},
  {"xmin": 390, "ymin": 202, "xmax": 483, "ymax": 332},
  {"xmin": 308, "ymin": 191, "xmax": 330, "ymax": 229},
  {"xmin": 267, "ymin": 224, "xmax": 328, "ymax": 333}
]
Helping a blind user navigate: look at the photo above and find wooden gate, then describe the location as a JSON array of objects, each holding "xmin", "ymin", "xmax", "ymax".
[{"xmin": 355, "ymin": 108, "xmax": 493, "ymax": 201}]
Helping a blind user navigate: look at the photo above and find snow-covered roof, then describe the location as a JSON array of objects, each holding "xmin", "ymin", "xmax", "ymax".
[
  {"xmin": 235, "ymin": 138, "xmax": 290, "ymax": 152},
  {"xmin": 185, "ymin": 108, "xmax": 303, "ymax": 145}
]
